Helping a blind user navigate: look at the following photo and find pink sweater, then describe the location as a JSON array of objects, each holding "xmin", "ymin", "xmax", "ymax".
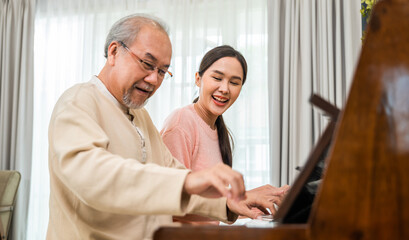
[
  {"xmin": 161, "ymin": 104, "xmax": 223, "ymax": 225},
  {"xmin": 161, "ymin": 104, "xmax": 223, "ymax": 171}
]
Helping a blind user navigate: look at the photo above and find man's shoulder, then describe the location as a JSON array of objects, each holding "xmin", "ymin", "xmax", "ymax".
[
  {"xmin": 53, "ymin": 82, "xmax": 102, "ymax": 113},
  {"xmin": 61, "ymin": 82, "xmax": 98, "ymax": 100}
]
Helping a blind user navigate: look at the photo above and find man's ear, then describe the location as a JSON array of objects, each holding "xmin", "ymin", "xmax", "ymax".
[
  {"xmin": 195, "ymin": 72, "xmax": 201, "ymax": 87},
  {"xmin": 107, "ymin": 41, "xmax": 119, "ymax": 65}
]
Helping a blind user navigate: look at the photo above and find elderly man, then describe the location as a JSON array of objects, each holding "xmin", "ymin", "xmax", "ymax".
[{"xmin": 47, "ymin": 14, "xmax": 285, "ymax": 240}]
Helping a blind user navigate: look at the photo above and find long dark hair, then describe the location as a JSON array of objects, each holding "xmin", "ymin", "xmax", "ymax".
[{"xmin": 194, "ymin": 45, "xmax": 247, "ymax": 167}]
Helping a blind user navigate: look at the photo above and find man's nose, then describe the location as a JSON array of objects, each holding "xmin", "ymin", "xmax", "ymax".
[{"xmin": 143, "ymin": 70, "xmax": 160, "ymax": 85}]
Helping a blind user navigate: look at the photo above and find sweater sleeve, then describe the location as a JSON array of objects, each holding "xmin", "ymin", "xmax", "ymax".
[
  {"xmin": 161, "ymin": 126, "xmax": 194, "ymax": 169},
  {"xmin": 184, "ymin": 195, "xmax": 238, "ymax": 223},
  {"xmin": 159, "ymin": 128, "xmax": 237, "ymax": 223},
  {"xmin": 49, "ymin": 97, "xmax": 191, "ymax": 216}
]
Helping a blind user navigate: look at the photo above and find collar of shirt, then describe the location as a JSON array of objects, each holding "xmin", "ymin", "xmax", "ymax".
[
  {"xmin": 89, "ymin": 75, "xmax": 130, "ymax": 118},
  {"xmin": 89, "ymin": 75, "xmax": 146, "ymax": 162}
]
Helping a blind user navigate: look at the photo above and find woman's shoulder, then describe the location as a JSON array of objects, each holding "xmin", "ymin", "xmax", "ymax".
[{"xmin": 161, "ymin": 104, "xmax": 197, "ymax": 133}]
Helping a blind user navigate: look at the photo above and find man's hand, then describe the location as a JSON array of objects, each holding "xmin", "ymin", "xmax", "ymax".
[
  {"xmin": 183, "ymin": 163, "xmax": 246, "ymax": 201},
  {"xmin": 226, "ymin": 184, "xmax": 290, "ymax": 219}
]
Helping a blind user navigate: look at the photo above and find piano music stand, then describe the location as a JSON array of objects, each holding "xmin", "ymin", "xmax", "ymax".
[{"xmin": 273, "ymin": 94, "xmax": 339, "ymax": 223}]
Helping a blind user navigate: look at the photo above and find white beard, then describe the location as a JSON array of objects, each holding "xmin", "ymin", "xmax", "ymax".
[{"xmin": 123, "ymin": 91, "xmax": 149, "ymax": 109}]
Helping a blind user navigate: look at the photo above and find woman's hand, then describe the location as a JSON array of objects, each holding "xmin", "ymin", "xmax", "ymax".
[{"xmin": 226, "ymin": 184, "xmax": 290, "ymax": 219}]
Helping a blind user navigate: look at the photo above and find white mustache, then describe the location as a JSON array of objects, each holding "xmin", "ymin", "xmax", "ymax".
[
  {"xmin": 134, "ymin": 83, "xmax": 154, "ymax": 92},
  {"xmin": 144, "ymin": 85, "xmax": 153, "ymax": 91}
]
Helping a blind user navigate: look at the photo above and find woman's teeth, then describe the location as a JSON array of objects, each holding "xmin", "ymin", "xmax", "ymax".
[{"xmin": 213, "ymin": 96, "xmax": 228, "ymax": 102}]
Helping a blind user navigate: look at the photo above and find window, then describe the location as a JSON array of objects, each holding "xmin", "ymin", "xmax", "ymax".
[{"xmin": 28, "ymin": 0, "xmax": 271, "ymax": 238}]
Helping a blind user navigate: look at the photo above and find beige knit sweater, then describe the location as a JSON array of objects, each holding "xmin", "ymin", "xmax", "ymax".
[{"xmin": 47, "ymin": 77, "xmax": 233, "ymax": 240}]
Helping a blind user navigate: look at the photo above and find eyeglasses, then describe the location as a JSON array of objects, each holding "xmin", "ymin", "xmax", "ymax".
[{"xmin": 119, "ymin": 41, "xmax": 173, "ymax": 79}]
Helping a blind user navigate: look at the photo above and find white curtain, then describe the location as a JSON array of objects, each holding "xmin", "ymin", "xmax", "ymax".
[
  {"xmin": 268, "ymin": 0, "xmax": 362, "ymax": 186},
  {"xmin": 0, "ymin": 0, "xmax": 35, "ymax": 239},
  {"xmin": 29, "ymin": 0, "xmax": 269, "ymax": 238},
  {"xmin": 28, "ymin": 0, "xmax": 363, "ymax": 238}
]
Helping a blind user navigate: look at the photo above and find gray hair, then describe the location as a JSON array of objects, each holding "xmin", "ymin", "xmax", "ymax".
[{"xmin": 103, "ymin": 14, "xmax": 169, "ymax": 58}]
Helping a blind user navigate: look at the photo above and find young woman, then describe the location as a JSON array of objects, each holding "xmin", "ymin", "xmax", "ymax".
[
  {"xmin": 161, "ymin": 45, "xmax": 244, "ymax": 170},
  {"xmin": 161, "ymin": 45, "xmax": 288, "ymax": 225}
]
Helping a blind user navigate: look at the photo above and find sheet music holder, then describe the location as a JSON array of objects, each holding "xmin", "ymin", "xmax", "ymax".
[{"xmin": 273, "ymin": 94, "xmax": 339, "ymax": 223}]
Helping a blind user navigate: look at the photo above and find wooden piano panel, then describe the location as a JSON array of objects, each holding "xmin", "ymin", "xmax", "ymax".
[
  {"xmin": 309, "ymin": 0, "xmax": 409, "ymax": 239},
  {"xmin": 154, "ymin": 225, "xmax": 307, "ymax": 240}
]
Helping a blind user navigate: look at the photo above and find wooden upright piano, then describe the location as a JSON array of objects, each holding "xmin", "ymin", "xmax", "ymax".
[{"xmin": 154, "ymin": 0, "xmax": 409, "ymax": 239}]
